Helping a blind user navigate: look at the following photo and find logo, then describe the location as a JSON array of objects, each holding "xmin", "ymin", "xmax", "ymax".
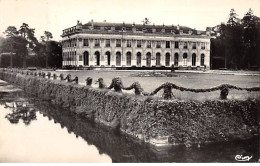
[{"xmin": 235, "ymin": 155, "xmax": 253, "ymax": 162}]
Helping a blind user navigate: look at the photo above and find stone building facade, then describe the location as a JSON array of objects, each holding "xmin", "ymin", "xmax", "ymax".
[{"xmin": 61, "ymin": 20, "xmax": 212, "ymax": 69}]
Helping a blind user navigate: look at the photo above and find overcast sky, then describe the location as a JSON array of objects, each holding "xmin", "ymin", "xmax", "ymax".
[{"xmin": 0, "ymin": 0, "xmax": 260, "ymax": 41}]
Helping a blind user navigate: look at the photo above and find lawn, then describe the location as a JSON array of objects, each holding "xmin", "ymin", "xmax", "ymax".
[{"xmin": 44, "ymin": 70, "xmax": 260, "ymax": 101}]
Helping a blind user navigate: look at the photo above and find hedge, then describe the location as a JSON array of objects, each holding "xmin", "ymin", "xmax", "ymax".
[{"xmin": 0, "ymin": 70, "xmax": 259, "ymax": 147}]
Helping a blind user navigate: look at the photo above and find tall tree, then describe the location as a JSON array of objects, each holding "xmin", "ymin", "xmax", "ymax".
[
  {"xmin": 225, "ymin": 9, "xmax": 243, "ymax": 69},
  {"xmin": 241, "ymin": 9, "xmax": 260, "ymax": 68}
]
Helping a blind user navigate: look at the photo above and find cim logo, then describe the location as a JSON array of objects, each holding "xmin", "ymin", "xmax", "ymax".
[{"xmin": 235, "ymin": 155, "xmax": 253, "ymax": 162}]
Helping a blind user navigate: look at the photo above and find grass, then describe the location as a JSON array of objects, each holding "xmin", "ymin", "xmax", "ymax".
[{"xmin": 43, "ymin": 70, "xmax": 260, "ymax": 101}]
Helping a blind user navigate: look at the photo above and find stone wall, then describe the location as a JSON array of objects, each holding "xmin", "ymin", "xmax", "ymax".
[{"xmin": 0, "ymin": 71, "xmax": 259, "ymax": 147}]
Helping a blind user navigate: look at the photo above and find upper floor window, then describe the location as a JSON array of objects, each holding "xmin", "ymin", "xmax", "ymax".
[
  {"xmin": 156, "ymin": 41, "xmax": 161, "ymax": 48},
  {"xmin": 175, "ymin": 41, "xmax": 179, "ymax": 48},
  {"xmin": 94, "ymin": 39, "xmax": 100, "ymax": 47},
  {"xmin": 116, "ymin": 39, "xmax": 121, "ymax": 47},
  {"xmin": 147, "ymin": 41, "xmax": 151, "ymax": 48},
  {"xmin": 105, "ymin": 39, "xmax": 110, "ymax": 47},
  {"xmin": 192, "ymin": 42, "xmax": 196, "ymax": 49},
  {"xmin": 83, "ymin": 39, "xmax": 89, "ymax": 46},
  {"xmin": 183, "ymin": 42, "xmax": 188, "ymax": 49},
  {"xmin": 201, "ymin": 42, "xmax": 205, "ymax": 49},
  {"xmin": 127, "ymin": 40, "xmax": 131, "ymax": 47},
  {"xmin": 166, "ymin": 41, "xmax": 170, "ymax": 48},
  {"xmin": 137, "ymin": 40, "xmax": 142, "ymax": 48}
]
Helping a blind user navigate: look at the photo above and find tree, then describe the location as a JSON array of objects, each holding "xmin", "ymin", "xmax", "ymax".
[
  {"xmin": 4, "ymin": 26, "xmax": 19, "ymax": 37},
  {"xmin": 225, "ymin": 9, "xmax": 243, "ymax": 69},
  {"xmin": 241, "ymin": 9, "xmax": 260, "ymax": 68},
  {"xmin": 142, "ymin": 18, "xmax": 151, "ymax": 25},
  {"xmin": 19, "ymin": 23, "xmax": 30, "ymax": 38},
  {"xmin": 211, "ymin": 8, "xmax": 260, "ymax": 70},
  {"xmin": 44, "ymin": 31, "xmax": 53, "ymax": 41}
]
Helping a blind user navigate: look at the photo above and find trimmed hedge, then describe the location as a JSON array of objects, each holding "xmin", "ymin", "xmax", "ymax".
[{"xmin": 0, "ymin": 71, "xmax": 259, "ymax": 147}]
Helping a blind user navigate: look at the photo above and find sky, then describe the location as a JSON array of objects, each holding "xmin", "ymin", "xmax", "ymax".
[{"xmin": 0, "ymin": 0, "xmax": 260, "ymax": 41}]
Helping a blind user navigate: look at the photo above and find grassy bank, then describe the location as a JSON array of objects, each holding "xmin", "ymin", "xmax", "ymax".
[{"xmin": 0, "ymin": 70, "xmax": 259, "ymax": 147}]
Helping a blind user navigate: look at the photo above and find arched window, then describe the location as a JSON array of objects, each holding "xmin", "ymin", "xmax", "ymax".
[
  {"xmin": 116, "ymin": 51, "xmax": 121, "ymax": 66},
  {"xmin": 83, "ymin": 51, "xmax": 89, "ymax": 66},
  {"xmin": 95, "ymin": 51, "xmax": 100, "ymax": 66},
  {"xmin": 183, "ymin": 53, "xmax": 188, "ymax": 66},
  {"xmin": 156, "ymin": 52, "xmax": 161, "ymax": 66},
  {"xmin": 146, "ymin": 52, "xmax": 151, "ymax": 67},
  {"xmin": 137, "ymin": 52, "xmax": 142, "ymax": 67},
  {"xmin": 165, "ymin": 53, "xmax": 170, "ymax": 66},
  {"xmin": 201, "ymin": 54, "xmax": 205, "ymax": 66},
  {"xmin": 174, "ymin": 53, "xmax": 179, "ymax": 66},
  {"xmin": 105, "ymin": 51, "xmax": 111, "ymax": 66},
  {"xmin": 126, "ymin": 52, "xmax": 131, "ymax": 66},
  {"xmin": 192, "ymin": 53, "xmax": 196, "ymax": 66}
]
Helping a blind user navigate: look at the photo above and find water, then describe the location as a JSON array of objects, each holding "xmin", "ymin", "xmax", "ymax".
[{"xmin": 0, "ymin": 82, "xmax": 259, "ymax": 163}]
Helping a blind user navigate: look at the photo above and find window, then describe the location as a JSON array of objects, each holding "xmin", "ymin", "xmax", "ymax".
[
  {"xmin": 201, "ymin": 54, "xmax": 205, "ymax": 66},
  {"xmin": 127, "ymin": 40, "xmax": 131, "ymax": 47},
  {"xmin": 137, "ymin": 40, "xmax": 142, "ymax": 48},
  {"xmin": 166, "ymin": 41, "xmax": 170, "ymax": 48},
  {"xmin": 79, "ymin": 55, "xmax": 82, "ymax": 61},
  {"xmin": 183, "ymin": 42, "xmax": 188, "ymax": 49},
  {"xmin": 183, "ymin": 53, "xmax": 188, "ymax": 66},
  {"xmin": 175, "ymin": 42, "xmax": 179, "ymax": 48},
  {"xmin": 192, "ymin": 42, "xmax": 196, "ymax": 49},
  {"xmin": 147, "ymin": 41, "xmax": 151, "ymax": 48},
  {"xmin": 201, "ymin": 42, "xmax": 205, "ymax": 49},
  {"xmin": 94, "ymin": 39, "xmax": 100, "ymax": 47},
  {"xmin": 116, "ymin": 39, "xmax": 121, "ymax": 47},
  {"xmin": 174, "ymin": 53, "xmax": 179, "ymax": 66},
  {"xmin": 105, "ymin": 39, "xmax": 110, "ymax": 47},
  {"xmin": 156, "ymin": 41, "xmax": 161, "ymax": 48},
  {"xmin": 83, "ymin": 39, "xmax": 89, "ymax": 46},
  {"xmin": 192, "ymin": 53, "xmax": 196, "ymax": 66}
]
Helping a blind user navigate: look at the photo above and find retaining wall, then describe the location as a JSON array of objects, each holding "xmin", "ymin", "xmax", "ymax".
[{"xmin": 0, "ymin": 71, "xmax": 259, "ymax": 147}]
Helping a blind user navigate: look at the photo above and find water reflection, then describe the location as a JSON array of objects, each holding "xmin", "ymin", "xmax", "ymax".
[
  {"xmin": 34, "ymin": 100, "xmax": 259, "ymax": 163},
  {"xmin": 4, "ymin": 101, "xmax": 36, "ymax": 125}
]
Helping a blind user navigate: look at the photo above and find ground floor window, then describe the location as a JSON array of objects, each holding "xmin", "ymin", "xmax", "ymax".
[
  {"xmin": 174, "ymin": 53, "xmax": 179, "ymax": 66},
  {"xmin": 192, "ymin": 53, "xmax": 196, "ymax": 66},
  {"xmin": 105, "ymin": 51, "xmax": 111, "ymax": 65},
  {"xmin": 137, "ymin": 52, "xmax": 142, "ymax": 67},
  {"xmin": 116, "ymin": 52, "xmax": 121, "ymax": 66},
  {"xmin": 146, "ymin": 52, "xmax": 151, "ymax": 67},
  {"xmin": 95, "ymin": 51, "xmax": 100, "ymax": 66},
  {"xmin": 126, "ymin": 52, "xmax": 131, "ymax": 66},
  {"xmin": 156, "ymin": 52, "xmax": 161, "ymax": 66},
  {"xmin": 165, "ymin": 53, "xmax": 170, "ymax": 66},
  {"xmin": 183, "ymin": 53, "xmax": 188, "ymax": 66},
  {"xmin": 201, "ymin": 54, "xmax": 205, "ymax": 66},
  {"xmin": 83, "ymin": 51, "xmax": 89, "ymax": 66}
]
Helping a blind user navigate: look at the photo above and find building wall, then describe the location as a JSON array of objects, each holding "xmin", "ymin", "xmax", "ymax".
[{"xmin": 62, "ymin": 33, "xmax": 211, "ymax": 69}]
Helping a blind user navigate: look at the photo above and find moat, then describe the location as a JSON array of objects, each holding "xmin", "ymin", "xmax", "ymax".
[{"xmin": 0, "ymin": 81, "xmax": 259, "ymax": 163}]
